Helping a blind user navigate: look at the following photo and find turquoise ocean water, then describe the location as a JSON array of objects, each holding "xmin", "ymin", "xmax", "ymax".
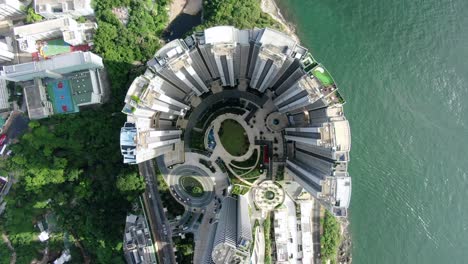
[{"xmin": 275, "ymin": 0, "xmax": 468, "ymax": 263}]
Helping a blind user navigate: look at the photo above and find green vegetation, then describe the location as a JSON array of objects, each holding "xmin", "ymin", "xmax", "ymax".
[
  {"xmin": 189, "ymin": 130, "xmax": 205, "ymax": 150},
  {"xmin": 173, "ymin": 233, "xmax": 194, "ymax": 264},
  {"xmin": 92, "ymin": 0, "xmax": 169, "ymax": 101},
  {"xmin": 199, "ymin": 0, "xmax": 281, "ymax": 30},
  {"xmin": 313, "ymin": 66, "xmax": 335, "ymax": 86},
  {"xmin": 155, "ymin": 167, "xmax": 185, "ymax": 219},
  {"xmin": 0, "ymin": 112, "xmax": 138, "ymax": 262},
  {"xmin": 25, "ymin": 6, "xmax": 43, "ymax": 24},
  {"xmin": 321, "ymin": 211, "xmax": 341, "ymax": 264},
  {"xmin": 6, "ymin": 81, "xmax": 23, "ymax": 108},
  {"xmin": 219, "ymin": 119, "xmax": 249, "ymax": 156},
  {"xmin": 276, "ymin": 165, "xmax": 285, "ymax": 181},
  {"xmin": 179, "ymin": 176, "xmax": 204, "ymax": 197},
  {"xmin": 231, "ymin": 184, "xmax": 250, "ymax": 195},
  {"xmin": 77, "ymin": 16, "xmax": 87, "ymax": 23},
  {"xmin": 0, "ymin": 0, "xmax": 290, "ymax": 262},
  {"xmin": 231, "ymin": 149, "xmax": 258, "ymax": 168},
  {"xmin": 116, "ymin": 172, "xmax": 145, "ymax": 200},
  {"xmin": 230, "ymin": 165, "xmax": 263, "ymax": 180},
  {"xmin": 227, "ymin": 168, "xmax": 251, "ymax": 187},
  {"xmin": 249, "ymin": 219, "xmax": 260, "ymax": 255},
  {"xmin": 0, "ymin": 237, "xmax": 10, "ymax": 264},
  {"xmin": 263, "ymin": 214, "xmax": 273, "ymax": 264}
]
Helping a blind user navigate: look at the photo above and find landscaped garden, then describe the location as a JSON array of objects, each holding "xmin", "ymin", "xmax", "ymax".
[
  {"xmin": 313, "ymin": 66, "xmax": 335, "ymax": 86},
  {"xmin": 231, "ymin": 149, "xmax": 258, "ymax": 168},
  {"xmin": 155, "ymin": 167, "xmax": 185, "ymax": 219},
  {"xmin": 218, "ymin": 119, "xmax": 249, "ymax": 156},
  {"xmin": 321, "ymin": 210, "xmax": 342, "ymax": 264},
  {"xmin": 231, "ymin": 184, "xmax": 250, "ymax": 195},
  {"xmin": 179, "ymin": 176, "xmax": 204, "ymax": 197}
]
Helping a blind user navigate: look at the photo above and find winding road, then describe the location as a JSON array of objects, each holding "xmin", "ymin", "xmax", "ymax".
[
  {"xmin": 167, "ymin": 165, "xmax": 215, "ymax": 208},
  {"xmin": 139, "ymin": 161, "xmax": 176, "ymax": 264}
]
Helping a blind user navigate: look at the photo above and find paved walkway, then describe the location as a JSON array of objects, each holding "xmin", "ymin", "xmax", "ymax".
[
  {"xmin": 184, "ymin": 90, "xmax": 268, "ymax": 150},
  {"xmin": 251, "ymin": 226, "xmax": 265, "ymax": 264}
]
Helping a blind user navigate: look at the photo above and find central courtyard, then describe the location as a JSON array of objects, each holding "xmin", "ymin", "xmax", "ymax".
[{"xmin": 218, "ymin": 119, "xmax": 249, "ymax": 157}]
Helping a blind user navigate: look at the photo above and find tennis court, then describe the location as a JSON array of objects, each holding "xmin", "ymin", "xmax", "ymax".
[
  {"xmin": 47, "ymin": 80, "xmax": 75, "ymax": 114},
  {"xmin": 41, "ymin": 39, "xmax": 71, "ymax": 57}
]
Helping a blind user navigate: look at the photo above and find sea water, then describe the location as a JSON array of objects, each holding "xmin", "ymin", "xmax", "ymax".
[{"xmin": 276, "ymin": 0, "xmax": 468, "ymax": 262}]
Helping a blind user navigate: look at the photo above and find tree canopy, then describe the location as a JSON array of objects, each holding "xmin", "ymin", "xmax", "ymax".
[
  {"xmin": 2, "ymin": 109, "xmax": 139, "ymax": 262},
  {"xmin": 321, "ymin": 211, "xmax": 341, "ymax": 264},
  {"xmin": 25, "ymin": 7, "xmax": 43, "ymax": 24},
  {"xmin": 199, "ymin": 0, "xmax": 281, "ymax": 30}
]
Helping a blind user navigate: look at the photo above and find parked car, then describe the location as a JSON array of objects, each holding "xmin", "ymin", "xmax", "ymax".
[{"xmin": 0, "ymin": 134, "xmax": 7, "ymax": 145}]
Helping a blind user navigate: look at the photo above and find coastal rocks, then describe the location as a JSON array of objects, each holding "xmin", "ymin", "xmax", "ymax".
[{"xmin": 338, "ymin": 218, "xmax": 353, "ymax": 263}]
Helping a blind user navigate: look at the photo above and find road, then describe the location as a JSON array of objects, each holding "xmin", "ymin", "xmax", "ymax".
[
  {"xmin": 167, "ymin": 165, "xmax": 214, "ymax": 208},
  {"xmin": 3, "ymin": 112, "xmax": 28, "ymax": 140},
  {"xmin": 139, "ymin": 160, "xmax": 176, "ymax": 264}
]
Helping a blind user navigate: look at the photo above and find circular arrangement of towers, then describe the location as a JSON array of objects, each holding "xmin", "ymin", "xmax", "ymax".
[{"xmin": 119, "ymin": 26, "xmax": 352, "ymax": 218}]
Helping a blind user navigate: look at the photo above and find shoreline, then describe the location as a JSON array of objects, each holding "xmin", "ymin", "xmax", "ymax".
[
  {"xmin": 168, "ymin": 0, "xmax": 202, "ymax": 23},
  {"xmin": 260, "ymin": 0, "xmax": 299, "ymax": 42},
  {"xmin": 262, "ymin": 1, "xmax": 353, "ymax": 263}
]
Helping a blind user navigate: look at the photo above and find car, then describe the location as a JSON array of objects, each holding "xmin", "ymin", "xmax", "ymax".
[
  {"xmin": 0, "ymin": 134, "xmax": 7, "ymax": 145},
  {"xmin": 209, "ymin": 218, "xmax": 214, "ymax": 224}
]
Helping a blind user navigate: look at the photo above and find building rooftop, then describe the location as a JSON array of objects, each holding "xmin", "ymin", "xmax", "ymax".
[
  {"xmin": 13, "ymin": 17, "xmax": 75, "ymax": 38},
  {"xmin": 23, "ymin": 81, "xmax": 50, "ymax": 119},
  {"xmin": 204, "ymin": 26, "xmax": 238, "ymax": 44},
  {"xmin": 67, "ymin": 70, "xmax": 95, "ymax": 105},
  {"xmin": 1, "ymin": 51, "xmax": 102, "ymax": 82},
  {"xmin": 0, "ymin": 79, "xmax": 9, "ymax": 110},
  {"xmin": 257, "ymin": 28, "xmax": 297, "ymax": 54},
  {"xmin": 154, "ymin": 39, "xmax": 188, "ymax": 62},
  {"xmin": 35, "ymin": 0, "xmax": 91, "ymax": 11},
  {"xmin": 332, "ymin": 120, "xmax": 351, "ymax": 152},
  {"xmin": 335, "ymin": 177, "xmax": 351, "ymax": 208}
]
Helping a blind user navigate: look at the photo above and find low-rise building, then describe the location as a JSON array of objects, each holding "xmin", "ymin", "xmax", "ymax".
[
  {"xmin": 35, "ymin": 0, "xmax": 94, "ymax": 19},
  {"xmin": 273, "ymin": 194, "xmax": 300, "ymax": 263},
  {"xmin": 13, "ymin": 17, "xmax": 96, "ymax": 54},
  {"xmin": 123, "ymin": 214, "xmax": 157, "ymax": 264},
  {"xmin": 0, "ymin": 51, "xmax": 105, "ymax": 119},
  {"xmin": 0, "ymin": 79, "xmax": 10, "ymax": 111},
  {"xmin": 0, "ymin": 38, "xmax": 14, "ymax": 63},
  {"xmin": 0, "ymin": 0, "xmax": 25, "ymax": 20}
]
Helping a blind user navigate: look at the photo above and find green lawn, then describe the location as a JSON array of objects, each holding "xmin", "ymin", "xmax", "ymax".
[
  {"xmin": 231, "ymin": 149, "xmax": 258, "ymax": 168},
  {"xmin": 313, "ymin": 66, "xmax": 335, "ymax": 86},
  {"xmin": 219, "ymin": 119, "xmax": 249, "ymax": 156},
  {"xmin": 179, "ymin": 176, "xmax": 204, "ymax": 197}
]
